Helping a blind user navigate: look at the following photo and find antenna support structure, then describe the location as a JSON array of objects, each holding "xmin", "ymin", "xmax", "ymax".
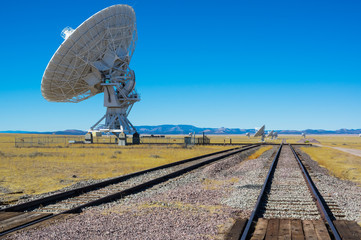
[{"xmin": 89, "ymin": 52, "xmax": 140, "ymax": 135}]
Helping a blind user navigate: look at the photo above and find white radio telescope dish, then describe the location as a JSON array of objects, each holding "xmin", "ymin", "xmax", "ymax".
[
  {"xmin": 245, "ymin": 132, "xmax": 250, "ymax": 138},
  {"xmin": 254, "ymin": 125, "xmax": 266, "ymax": 142},
  {"xmin": 41, "ymin": 5, "xmax": 139, "ymax": 135},
  {"xmin": 273, "ymin": 132, "xmax": 278, "ymax": 139},
  {"xmin": 267, "ymin": 130, "xmax": 274, "ymax": 138},
  {"xmin": 302, "ymin": 132, "xmax": 306, "ymax": 138}
]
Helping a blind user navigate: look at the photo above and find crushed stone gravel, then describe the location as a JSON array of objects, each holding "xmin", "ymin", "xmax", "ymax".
[
  {"xmin": 295, "ymin": 146, "xmax": 361, "ymax": 223},
  {"xmin": 7, "ymin": 147, "xmax": 271, "ymax": 240},
  {"xmin": 9, "ymin": 145, "xmax": 359, "ymax": 239}
]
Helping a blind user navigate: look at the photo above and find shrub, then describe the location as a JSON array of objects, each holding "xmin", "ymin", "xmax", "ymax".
[{"xmin": 28, "ymin": 152, "xmax": 46, "ymax": 158}]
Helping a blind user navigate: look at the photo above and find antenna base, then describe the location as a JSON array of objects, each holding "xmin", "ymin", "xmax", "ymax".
[{"xmin": 90, "ymin": 107, "xmax": 137, "ymax": 134}]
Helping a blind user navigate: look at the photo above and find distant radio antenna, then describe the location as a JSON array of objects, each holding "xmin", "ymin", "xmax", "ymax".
[
  {"xmin": 245, "ymin": 132, "xmax": 250, "ymax": 138},
  {"xmin": 267, "ymin": 130, "xmax": 277, "ymax": 140},
  {"xmin": 273, "ymin": 132, "xmax": 278, "ymax": 139},
  {"xmin": 302, "ymin": 132, "xmax": 306, "ymax": 138},
  {"xmin": 254, "ymin": 125, "xmax": 266, "ymax": 142}
]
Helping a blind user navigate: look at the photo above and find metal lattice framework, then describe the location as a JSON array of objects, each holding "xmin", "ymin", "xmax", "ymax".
[{"xmin": 41, "ymin": 5, "xmax": 140, "ymax": 134}]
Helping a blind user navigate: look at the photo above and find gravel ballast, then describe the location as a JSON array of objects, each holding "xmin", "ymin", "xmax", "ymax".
[
  {"xmin": 2, "ymin": 148, "xmax": 242, "ymax": 211},
  {"xmin": 8, "ymin": 147, "xmax": 271, "ymax": 239},
  {"xmin": 295, "ymin": 146, "xmax": 361, "ymax": 223},
  {"xmin": 7, "ymin": 145, "xmax": 360, "ymax": 239},
  {"xmin": 260, "ymin": 145, "xmax": 320, "ymax": 219}
]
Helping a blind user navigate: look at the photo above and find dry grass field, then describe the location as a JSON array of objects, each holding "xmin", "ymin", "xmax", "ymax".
[
  {"xmin": 309, "ymin": 135, "xmax": 361, "ymax": 150},
  {"xmin": 247, "ymin": 146, "xmax": 273, "ymax": 160},
  {"xmin": 208, "ymin": 134, "xmax": 313, "ymax": 144},
  {"xmin": 1, "ymin": 133, "xmax": 360, "ymax": 205},
  {"xmin": 294, "ymin": 134, "xmax": 361, "ymax": 185},
  {"xmin": 301, "ymin": 146, "xmax": 361, "ymax": 185},
  {"xmin": 229, "ymin": 134, "xmax": 361, "ymax": 147},
  {"xmin": 0, "ymin": 133, "xmax": 235, "ymax": 204}
]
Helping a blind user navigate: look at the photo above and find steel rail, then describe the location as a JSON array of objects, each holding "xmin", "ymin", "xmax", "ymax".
[
  {"xmin": 289, "ymin": 144, "xmax": 341, "ymax": 240},
  {"xmin": 63, "ymin": 145, "xmax": 257, "ymax": 213},
  {"xmin": 1, "ymin": 145, "xmax": 255, "ymax": 213},
  {"xmin": 240, "ymin": 144, "xmax": 283, "ymax": 240},
  {"xmin": 0, "ymin": 145, "xmax": 258, "ymax": 237}
]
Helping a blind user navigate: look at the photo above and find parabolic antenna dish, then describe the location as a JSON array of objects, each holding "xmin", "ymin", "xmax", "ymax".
[
  {"xmin": 42, "ymin": 5, "xmax": 137, "ymax": 102},
  {"xmin": 273, "ymin": 132, "xmax": 278, "ymax": 139},
  {"xmin": 267, "ymin": 130, "xmax": 274, "ymax": 137},
  {"xmin": 41, "ymin": 5, "xmax": 140, "ymax": 134},
  {"xmin": 254, "ymin": 125, "xmax": 265, "ymax": 137}
]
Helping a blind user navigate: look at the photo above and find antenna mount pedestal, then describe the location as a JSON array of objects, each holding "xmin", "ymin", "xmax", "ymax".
[
  {"xmin": 90, "ymin": 78, "xmax": 139, "ymax": 135},
  {"xmin": 261, "ymin": 134, "xmax": 265, "ymax": 142},
  {"xmin": 101, "ymin": 107, "xmax": 136, "ymax": 134}
]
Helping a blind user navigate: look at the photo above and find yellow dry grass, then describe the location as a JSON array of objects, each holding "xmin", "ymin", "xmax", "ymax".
[
  {"xmin": 135, "ymin": 201, "xmax": 223, "ymax": 214},
  {"xmin": 82, "ymin": 133, "xmax": 358, "ymax": 146},
  {"xmin": 247, "ymin": 146, "xmax": 273, "ymax": 160},
  {"xmin": 0, "ymin": 133, "xmax": 234, "ymax": 204},
  {"xmin": 301, "ymin": 146, "xmax": 361, "ymax": 185},
  {"xmin": 202, "ymin": 178, "xmax": 239, "ymax": 190},
  {"xmin": 224, "ymin": 134, "xmax": 361, "ymax": 149},
  {"xmin": 2, "ymin": 133, "xmax": 359, "ymax": 204},
  {"xmin": 307, "ymin": 135, "xmax": 361, "ymax": 150},
  {"xmin": 208, "ymin": 134, "xmax": 310, "ymax": 144}
]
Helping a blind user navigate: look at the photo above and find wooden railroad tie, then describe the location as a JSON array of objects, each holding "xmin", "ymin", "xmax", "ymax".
[{"xmin": 226, "ymin": 218, "xmax": 361, "ymax": 240}]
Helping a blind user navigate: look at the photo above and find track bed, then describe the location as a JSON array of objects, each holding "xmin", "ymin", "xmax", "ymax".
[{"xmin": 0, "ymin": 145, "xmax": 257, "ymax": 237}]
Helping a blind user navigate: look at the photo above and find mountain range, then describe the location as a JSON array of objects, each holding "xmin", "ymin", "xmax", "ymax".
[{"xmin": 1, "ymin": 125, "xmax": 361, "ymax": 135}]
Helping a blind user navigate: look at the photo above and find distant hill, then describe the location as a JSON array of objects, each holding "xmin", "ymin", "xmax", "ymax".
[
  {"xmin": 278, "ymin": 128, "xmax": 361, "ymax": 135},
  {"xmin": 135, "ymin": 125, "xmax": 252, "ymax": 135},
  {"xmin": 1, "ymin": 126, "xmax": 360, "ymax": 135},
  {"xmin": 135, "ymin": 126, "xmax": 361, "ymax": 135},
  {"xmin": 0, "ymin": 129, "xmax": 87, "ymax": 135}
]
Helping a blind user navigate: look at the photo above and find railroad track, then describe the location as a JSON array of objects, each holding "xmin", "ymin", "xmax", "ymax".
[
  {"xmin": 259, "ymin": 145, "xmax": 320, "ymax": 220},
  {"xmin": 228, "ymin": 144, "xmax": 361, "ymax": 240},
  {"xmin": 0, "ymin": 144, "xmax": 258, "ymax": 237}
]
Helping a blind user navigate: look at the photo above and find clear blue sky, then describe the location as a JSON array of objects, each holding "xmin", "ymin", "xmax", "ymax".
[{"xmin": 0, "ymin": 0, "xmax": 360, "ymax": 131}]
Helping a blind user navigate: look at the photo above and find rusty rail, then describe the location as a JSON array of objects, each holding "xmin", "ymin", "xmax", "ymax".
[
  {"xmin": 0, "ymin": 145, "xmax": 259, "ymax": 237},
  {"xmin": 240, "ymin": 144, "xmax": 342, "ymax": 240},
  {"xmin": 2, "ymin": 146, "xmax": 253, "ymax": 213},
  {"xmin": 240, "ymin": 144, "xmax": 283, "ymax": 240},
  {"xmin": 290, "ymin": 144, "xmax": 341, "ymax": 240}
]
